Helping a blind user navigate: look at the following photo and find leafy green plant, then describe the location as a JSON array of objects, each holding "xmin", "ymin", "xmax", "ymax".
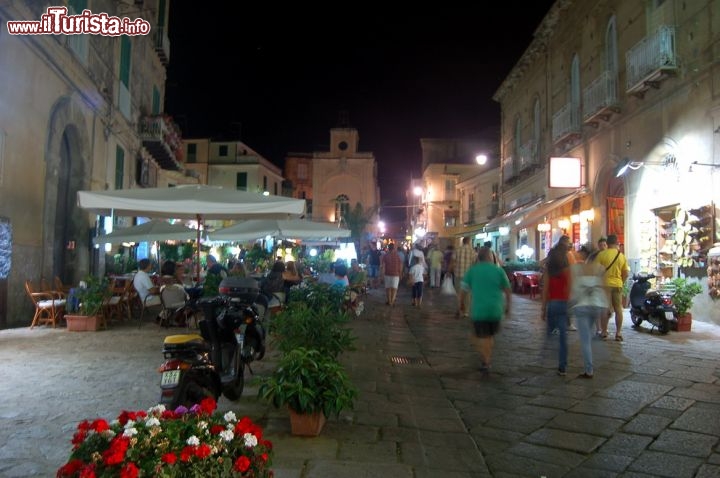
[
  {"xmin": 669, "ymin": 277, "xmax": 703, "ymax": 316},
  {"xmin": 270, "ymin": 303, "xmax": 356, "ymax": 359},
  {"xmin": 202, "ymin": 273, "xmax": 223, "ymax": 297},
  {"xmin": 75, "ymin": 275, "xmax": 110, "ymax": 316},
  {"xmin": 287, "ymin": 282, "xmax": 348, "ymax": 311},
  {"xmin": 257, "ymin": 347, "xmax": 357, "ymax": 418}
]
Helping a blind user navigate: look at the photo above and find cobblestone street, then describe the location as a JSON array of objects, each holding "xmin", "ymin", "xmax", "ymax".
[{"xmin": 1, "ymin": 285, "xmax": 719, "ymax": 477}]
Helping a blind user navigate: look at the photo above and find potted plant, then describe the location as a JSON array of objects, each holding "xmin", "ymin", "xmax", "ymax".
[
  {"xmin": 66, "ymin": 275, "xmax": 110, "ymax": 331},
  {"xmin": 57, "ymin": 398, "xmax": 273, "ymax": 477},
  {"xmin": 669, "ymin": 277, "xmax": 703, "ymax": 331},
  {"xmin": 257, "ymin": 347, "xmax": 357, "ymax": 436}
]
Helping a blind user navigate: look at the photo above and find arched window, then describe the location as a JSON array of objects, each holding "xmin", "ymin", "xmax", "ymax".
[
  {"xmin": 571, "ymin": 54, "xmax": 581, "ymax": 127},
  {"xmin": 605, "ymin": 16, "xmax": 618, "ymax": 101},
  {"xmin": 335, "ymin": 194, "xmax": 350, "ymax": 223}
]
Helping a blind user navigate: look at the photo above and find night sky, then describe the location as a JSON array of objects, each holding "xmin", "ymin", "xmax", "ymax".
[{"xmin": 165, "ymin": 4, "xmax": 556, "ymax": 230}]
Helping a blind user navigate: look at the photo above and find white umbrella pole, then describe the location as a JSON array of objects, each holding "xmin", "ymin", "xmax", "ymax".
[{"xmin": 195, "ymin": 215, "xmax": 202, "ymax": 284}]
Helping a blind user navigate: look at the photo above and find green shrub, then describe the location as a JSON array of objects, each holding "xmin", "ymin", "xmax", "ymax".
[{"xmin": 270, "ymin": 302, "xmax": 355, "ymax": 359}]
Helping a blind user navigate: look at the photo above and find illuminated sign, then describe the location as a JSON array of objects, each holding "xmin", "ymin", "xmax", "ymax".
[{"xmin": 549, "ymin": 157, "xmax": 582, "ymax": 188}]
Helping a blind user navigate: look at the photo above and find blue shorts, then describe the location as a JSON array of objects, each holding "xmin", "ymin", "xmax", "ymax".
[
  {"xmin": 472, "ymin": 320, "xmax": 501, "ymax": 337},
  {"xmin": 367, "ymin": 265, "xmax": 380, "ymax": 278}
]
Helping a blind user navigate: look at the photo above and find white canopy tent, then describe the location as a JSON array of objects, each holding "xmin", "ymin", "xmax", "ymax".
[
  {"xmin": 77, "ymin": 185, "xmax": 306, "ymax": 280},
  {"xmin": 209, "ymin": 219, "xmax": 351, "ymax": 242},
  {"xmin": 92, "ymin": 219, "xmax": 200, "ymax": 245}
]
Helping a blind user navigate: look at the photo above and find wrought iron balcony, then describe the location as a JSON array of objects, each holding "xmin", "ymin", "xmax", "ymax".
[
  {"xmin": 552, "ymin": 102, "xmax": 582, "ymax": 144},
  {"xmin": 153, "ymin": 26, "xmax": 171, "ymax": 65},
  {"xmin": 138, "ymin": 115, "xmax": 182, "ymax": 170},
  {"xmin": 626, "ymin": 26, "xmax": 676, "ymax": 96},
  {"xmin": 518, "ymin": 139, "xmax": 538, "ymax": 172},
  {"xmin": 503, "ymin": 156, "xmax": 518, "ymax": 184},
  {"xmin": 583, "ymin": 69, "xmax": 620, "ymax": 124}
]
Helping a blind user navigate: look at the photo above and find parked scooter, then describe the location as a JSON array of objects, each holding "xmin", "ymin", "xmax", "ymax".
[
  {"xmin": 629, "ymin": 273, "xmax": 676, "ymax": 334},
  {"xmin": 158, "ymin": 277, "xmax": 267, "ymax": 409}
]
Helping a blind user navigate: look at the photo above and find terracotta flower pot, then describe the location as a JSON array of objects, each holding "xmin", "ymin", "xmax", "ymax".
[
  {"xmin": 65, "ymin": 314, "xmax": 101, "ymax": 332},
  {"xmin": 671, "ymin": 312, "xmax": 692, "ymax": 332},
  {"xmin": 288, "ymin": 409, "xmax": 326, "ymax": 436}
]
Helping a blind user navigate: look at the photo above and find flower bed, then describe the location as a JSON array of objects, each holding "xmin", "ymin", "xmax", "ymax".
[{"xmin": 57, "ymin": 398, "xmax": 273, "ymax": 477}]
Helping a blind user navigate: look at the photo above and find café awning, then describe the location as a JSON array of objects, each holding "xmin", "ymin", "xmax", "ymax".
[{"xmin": 485, "ymin": 188, "xmax": 588, "ymax": 231}]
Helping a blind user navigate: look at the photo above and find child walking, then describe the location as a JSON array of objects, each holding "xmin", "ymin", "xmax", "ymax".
[{"xmin": 409, "ymin": 256, "xmax": 425, "ymax": 307}]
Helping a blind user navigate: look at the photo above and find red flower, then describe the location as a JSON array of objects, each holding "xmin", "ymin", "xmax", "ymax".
[
  {"xmin": 78, "ymin": 464, "xmax": 97, "ymax": 478},
  {"xmin": 235, "ymin": 416, "xmax": 262, "ymax": 438},
  {"xmin": 120, "ymin": 463, "xmax": 139, "ymax": 478},
  {"xmin": 180, "ymin": 446, "xmax": 194, "ymax": 462},
  {"xmin": 90, "ymin": 419, "xmax": 110, "ymax": 433},
  {"xmin": 161, "ymin": 452, "xmax": 177, "ymax": 465},
  {"xmin": 234, "ymin": 456, "xmax": 251, "ymax": 473},
  {"xmin": 199, "ymin": 397, "xmax": 216, "ymax": 415},
  {"xmin": 210, "ymin": 424, "xmax": 225, "ymax": 435},
  {"xmin": 57, "ymin": 458, "xmax": 85, "ymax": 477},
  {"xmin": 102, "ymin": 437, "xmax": 130, "ymax": 466},
  {"xmin": 261, "ymin": 452, "xmax": 269, "ymax": 462},
  {"xmin": 71, "ymin": 429, "xmax": 88, "ymax": 446},
  {"xmin": 195, "ymin": 443, "xmax": 212, "ymax": 459}
]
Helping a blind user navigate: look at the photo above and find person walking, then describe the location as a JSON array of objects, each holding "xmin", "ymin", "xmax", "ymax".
[
  {"xmin": 428, "ymin": 245, "xmax": 443, "ymax": 288},
  {"xmin": 594, "ymin": 234, "xmax": 630, "ymax": 341},
  {"xmin": 541, "ymin": 241, "xmax": 571, "ymax": 375},
  {"xmin": 452, "ymin": 236, "xmax": 476, "ymax": 317},
  {"xmin": 588, "ymin": 236, "xmax": 608, "ymax": 336},
  {"xmin": 459, "ymin": 247, "xmax": 512, "ymax": 375},
  {"xmin": 483, "ymin": 241, "xmax": 504, "ymax": 266},
  {"xmin": 571, "ymin": 243, "xmax": 609, "ymax": 378},
  {"xmin": 409, "ymin": 256, "xmax": 425, "ymax": 307},
  {"xmin": 381, "ymin": 243, "xmax": 403, "ymax": 306},
  {"xmin": 366, "ymin": 243, "xmax": 382, "ymax": 289}
]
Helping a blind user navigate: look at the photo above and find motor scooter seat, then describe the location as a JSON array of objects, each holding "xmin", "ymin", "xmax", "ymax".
[
  {"xmin": 163, "ymin": 334, "xmax": 207, "ymax": 352},
  {"xmin": 645, "ymin": 289, "xmax": 661, "ymax": 299}
]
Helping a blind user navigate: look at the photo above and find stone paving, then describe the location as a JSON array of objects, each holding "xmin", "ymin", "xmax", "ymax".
[{"xmin": 0, "ymin": 285, "xmax": 719, "ymax": 477}]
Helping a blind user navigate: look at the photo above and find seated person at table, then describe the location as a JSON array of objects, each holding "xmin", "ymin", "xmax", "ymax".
[
  {"xmin": 160, "ymin": 260, "xmax": 182, "ymax": 286},
  {"xmin": 283, "ymin": 261, "xmax": 302, "ymax": 285},
  {"xmin": 228, "ymin": 260, "xmax": 247, "ymax": 277},
  {"xmin": 262, "ymin": 260, "xmax": 286, "ymax": 303},
  {"xmin": 134, "ymin": 258, "xmax": 161, "ymax": 306},
  {"xmin": 332, "ymin": 263, "xmax": 350, "ymax": 289},
  {"xmin": 206, "ymin": 255, "xmax": 228, "ymax": 279},
  {"xmin": 348, "ymin": 259, "xmax": 367, "ymax": 288}
]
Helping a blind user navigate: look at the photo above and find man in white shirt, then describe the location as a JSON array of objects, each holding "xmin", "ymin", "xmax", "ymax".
[{"xmin": 133, "ymin": 258, "xmax": 161, "ymax": 306}]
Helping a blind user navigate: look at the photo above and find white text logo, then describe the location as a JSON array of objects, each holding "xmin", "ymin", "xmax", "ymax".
[{"xmin": 7, "ymin": 7, "xmax": 150, "ymax": 36}]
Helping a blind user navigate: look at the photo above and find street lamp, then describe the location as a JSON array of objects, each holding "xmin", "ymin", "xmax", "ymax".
[{"xmin": 475, "ymin": 154, "xmax": 488, "ymax": 166}]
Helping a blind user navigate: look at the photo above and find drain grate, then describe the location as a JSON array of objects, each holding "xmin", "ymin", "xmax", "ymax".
[{"xmin": 389, "ymin": 355, "xmax": 425, "ymax": 365}]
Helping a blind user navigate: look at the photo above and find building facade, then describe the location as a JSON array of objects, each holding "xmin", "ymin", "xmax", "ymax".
[
  {"xmin": 0, "ymin": 0, "xmax": 198, "ymax": 327},
  {"xmin": 182, "ymin": 139, "xmax": 284, "ymax": 196},
  {"xmin": 292, "ymin": 128, "xmax": 380, "ymax": 240},
  {"xmin": 494, "ymin": 0, "xmax": 719, "ymax": 320},
  {"xmin": 411, "ymin": 138, "xmax": 498, "ymax": 250}
]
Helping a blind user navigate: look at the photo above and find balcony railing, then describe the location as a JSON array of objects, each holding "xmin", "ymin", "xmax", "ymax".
[
  {"xmin": 583, "ymin": 69, "xmax": 619, "ymax": 122},
  {"xmin": 154, "ymin": 26, "xmax": 171, "ymax": 65},
  {"xmin": 139, "ymin": 115, "xmax": 182, "ymax": 170},
  {"xmin": 518, "ymin": 139, "xmax": 537, "ymax": 171},
  {"xmin": 552, "ymin": 102, "xmax": 581, "ymax": 143},
  {"xmin": 503, "ymin": 156, "xmax": 517, "ymax": 184},
  {"xmin": 626, "ymin": 26, "xmax": 676, "ymax": 94}
]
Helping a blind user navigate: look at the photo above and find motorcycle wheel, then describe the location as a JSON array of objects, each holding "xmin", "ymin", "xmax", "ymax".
[
  {"xmin": 173, "ymin": 371, "xmax": 220, "ymax": 409},
  {"xmin": 657, "ymin": 316, "xmax": 670, "ymax": 335},
  {"xmin": 222, "ymin": 364, "xmax": 245, "ymax": 401},
  {"xmin": 244, "ymin": 334, "xmax": 266, "ymax": 362},
  {"xmin": 630, "ymin": 310, "xmax": 643, "ymax": 327}
]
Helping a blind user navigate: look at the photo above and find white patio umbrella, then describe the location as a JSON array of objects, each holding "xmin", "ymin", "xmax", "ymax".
[
  {"xmin": 77, "ymin": 185, "xmax": 306, "ymax": 280},
  {"xmin": 209, "ymin": 219, "xmax": 351, "ymax": 242},
  {"xmin": 92, "ymin": 219, "xmax": 199, "ymax": 245}
]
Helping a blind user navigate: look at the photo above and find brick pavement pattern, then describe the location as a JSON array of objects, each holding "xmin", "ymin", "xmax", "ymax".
[{"xmin": 0, "ymin": 286, "xmax": 719, "ymax": 477}]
